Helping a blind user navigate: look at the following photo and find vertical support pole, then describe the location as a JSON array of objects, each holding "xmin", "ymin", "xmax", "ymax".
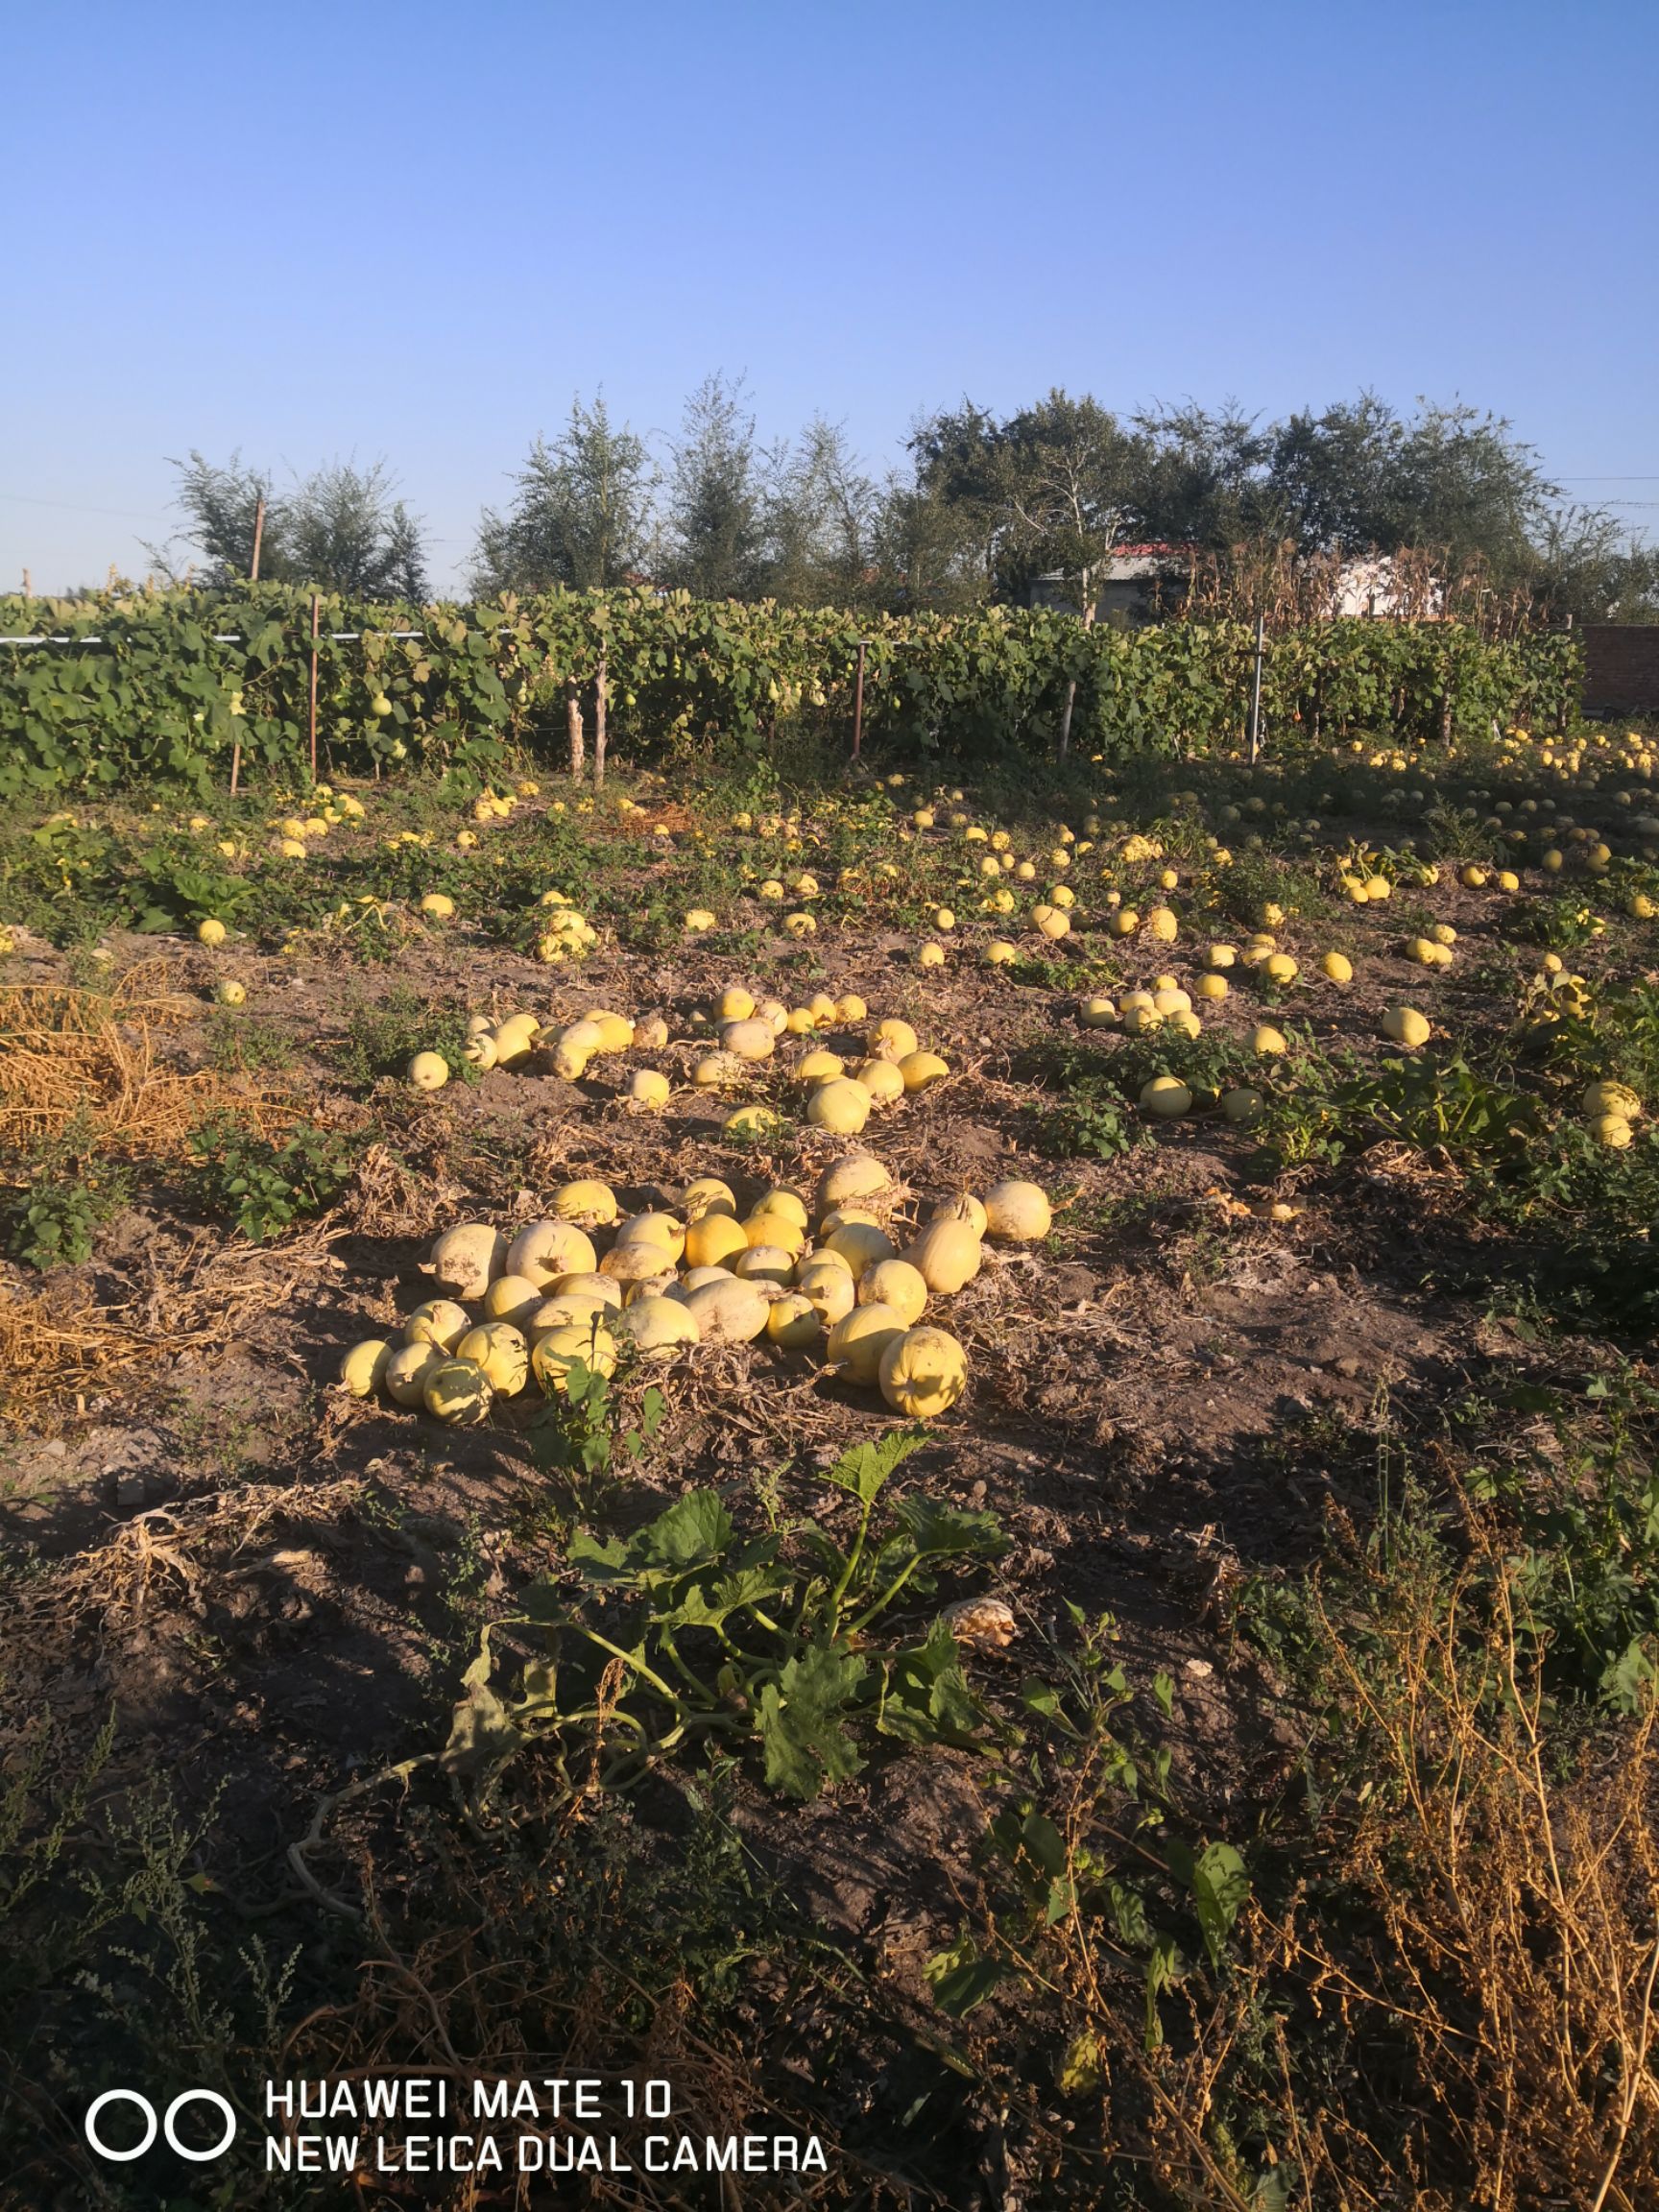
[
  {"xmin": 231, "ymin": 503, "xmax": 266, "ymax": 798},
  {"xmin": 21, "ymin": 568, "xmax": 31, "ymax": 598},
  {"xmin": 307, "ymin": 592, "xmax": 321, "ymax": 785},
  {"xmin": 593, "ymin": 654, "xmax": 608, "ymax": 787},
  {"xmin": 566, "ymin": 678, "xmax": 585, "ymax": 781},
  {"xmin": 852, "ymin": 639, "xmax": 866, "ymax": 759},
  {"xmin": 1247, "ymin": 613, "xmax": 1265, "ymax": 765}
]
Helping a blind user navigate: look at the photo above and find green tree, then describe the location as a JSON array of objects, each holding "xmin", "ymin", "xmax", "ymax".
[
  {"xmin": 661, "ymin": 373, "xmax": 765, "ymax": 599},
  {"xmin": 472, "ymin": 396, "xmax": 656, "ymax": 594},
  {"xmin": 1384, "ymin": 400, "xmax": 1555, "ymax": 573},
  {"xmin": 1129, "ymin": 401, "xmax": 1277, "ymax": 549},
  {"xmin": 1264, "ymin": 394, "xmax": 1555, "ymax": 576},
  {"xmin": 285, "ymin": 459, "xmax": 427, "ymax": 600},
  {"xmin": 146, "ymin": 450, "xmax": 285, "ymax": 585},
  {"xmin": 758, "ymin": 417, "xmax": 881, "ymax": 607}
]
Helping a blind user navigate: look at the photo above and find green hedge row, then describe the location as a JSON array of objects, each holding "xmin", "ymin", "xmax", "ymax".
[{"xmin": 0, "ymin": 585, "xmax": 1582, "ymax": 798}]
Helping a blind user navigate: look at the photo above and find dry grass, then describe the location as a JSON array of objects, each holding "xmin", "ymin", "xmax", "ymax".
[
  {"xmin": 0, "ymin": 1282, "xmax": 160, "ymax": 1427},
  {"xmin": 1268, "ymin": 1563, "xmax": 1659, "ymax": 2211},
  {"xmin": 1118, "ymin": 1554, "xmax": 1659, "ymax": 2211},
  {"xmin": 0, "ymin": 962, "xmax": 295, "ymax": 1158},
  {"xmin": 0, "ymin": 1215, "xmax": 349, "ymax": 1430}
]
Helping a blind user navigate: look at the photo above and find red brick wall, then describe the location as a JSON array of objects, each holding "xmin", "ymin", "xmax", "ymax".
[{"xmin": 1581, "ymin": 625, "xmax": 1659, "ymax": 712}]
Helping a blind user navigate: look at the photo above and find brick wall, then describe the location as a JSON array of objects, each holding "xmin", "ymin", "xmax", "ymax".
[{"xmin": 1581, "ymin": 625, "xmax": 1659, "ymax": 712}]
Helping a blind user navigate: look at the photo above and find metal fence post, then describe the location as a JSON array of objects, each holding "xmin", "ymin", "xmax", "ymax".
[
  {"xmin": 1247, "ymin": 613, "xmax": 1265, "ymax": 764},
  {"xmin": 307, "ymin": 593, "xmax": 321, "ymax": 783},
  {"xmin": 853, "ymin": 639, "xmax": 866, "ymax": 759}
]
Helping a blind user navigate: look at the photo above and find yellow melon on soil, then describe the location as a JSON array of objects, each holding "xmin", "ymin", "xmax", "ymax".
[
  {"xmin": 422, "ymin": 1357, "xmax": 493, "ymax": 1425},
  {"xmin": 827, "ymin": 1303, "xmax": 908, "ymax": 1384},
  {"xmin": 878, "ymin": 1326, "xmax": 968, "ymax": 1419}
]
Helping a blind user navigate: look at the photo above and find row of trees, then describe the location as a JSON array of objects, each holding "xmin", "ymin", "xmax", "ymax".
[{"xmin": 155, "ymin": 383, "xmax": 1659, "ymax": 624}]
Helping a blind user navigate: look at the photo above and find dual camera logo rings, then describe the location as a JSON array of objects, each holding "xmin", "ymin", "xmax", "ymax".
[{"xmin": 84, "ymin": 2088, "xmax": 237, "ymax": 2162}]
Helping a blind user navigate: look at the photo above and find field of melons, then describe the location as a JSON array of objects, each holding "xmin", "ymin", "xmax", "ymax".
[{"xmin": 4, "ymin": 716, "xmax": 1659, "ymax": 2209}]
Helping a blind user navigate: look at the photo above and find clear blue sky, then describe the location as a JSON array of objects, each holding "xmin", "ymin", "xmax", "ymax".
[{"xmin": 5, "ymin": 0, "xmax": 1655, "ymax": 594}]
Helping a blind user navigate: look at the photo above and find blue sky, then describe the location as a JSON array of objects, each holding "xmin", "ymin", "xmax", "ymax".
[{"xmin": 5, "ymin": 0, "xmax": 1655, "ymax": 594}]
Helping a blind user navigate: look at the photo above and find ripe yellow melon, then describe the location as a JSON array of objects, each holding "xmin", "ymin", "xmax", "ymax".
[
  {"xmin": 859, "ymin": 1257, "xmax": 928, "ymax": 1325},
  {"xmin": 825, "ymin": 1219, "xmax": 898, "ymax": 1280},
  {"xmin": 455, "ymin": 1323, "xmax": 530, "ymax": 1395},
  {"xmin": 868, "ymin": 1018, "xmax": 919, "ymax": 1062},
  {"xmin": 982, "ymin": 1180, "xmax": 1051, "ymax": 1242},
  {"xmin": 339, "ymin": 1339, "xmax": 392, "ymax": 1397},
  {"xmin": 1382, "ymin": 1005, "xmax": 1431, "ymax": 1047},
  {"xmin": 733, "ymin": 1243, "xmax": 795, "ymax": 1287},
  {"xmin": 404, "ymin": 1298, "xmax": 472, "ymax": 1352},
  {"xmin": 482, "ymin": 1273, "xmax": 543, "ymax": 1329},
  {"xmin": 899, "ymin": 1050, "xmax": 950, "ymax": 1092},
  {"xmin": 549, "ymin": 1179, "xmax": 620, "ymax": 1229},
  {"xmin": 681, "ymin": 1276, "xmax": 771, "ymax": 1344},
  {"xmin": 685, "ymin": 1212, "xmax": 751, "ymax": 1269},
  {"xmin": 854, "ymin": 1056, "xmax": 905, "ymax": 1104},
  {"xmin": 878, "ymin": 1326, "xmax": 968, "ymax": 1420},
  {"xmin": 721, "ymin": 1017, "xmax": 777, "ymax": 1061},
  {"xmin": 808, "ymin": 1078, "xmax": 872, "ymax": 1134},
  {"xmin": 816, "ymin": 1156, "xmax": 891, "ymax": 1215},
  {"xmin": 903, "ymin": 1216, "xmax": 983, "ymax": 1293},
  {"xmin": 427, "ymin": 1222, "xmax": 508, "ymax": 1301},
  {"xmin": 795, "ymin": 1259, "xmax": 857, "ymax": 1326},
  {"xmin": 507, "ymin": 1219, "xmax": 598, "ymax": 1286},
  {"xmin": 621, "ymin": 1296, "xmax": 701, "ymax": 1354},
  {"xmin": 532, "ymin": 1321, "xmax": 619, "ymax": 1393},
  {"xmin": 1141, "ymin": 1075, "xmax": 1192, "ymax": 1118},
  {"xmin": 683, "ymin": 1175, "xmax": 738, "ymax": 1219},
  {"xmin": 408, "ymin": 1050, "xmax": 449, "ymax": 1091},
  {"xmin": 422, "ymin": 1357, "xmax": 493, "ymax": 1425},
  {"xmin": 794, "ymin": 1047, "xmax": 845, "ymax": 1087},
  {"xmin": 765, "ymin": 1292, "xmax": 822, "ymax": 1349},
  {"xmin": 827, "ymin": 1303, "xmax": 908, "ymax": 1384}
]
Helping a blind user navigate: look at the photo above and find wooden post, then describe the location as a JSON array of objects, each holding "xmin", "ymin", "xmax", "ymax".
[
  {"xmin": 592, "ymin": 654, "xmax": 608, "ymax": 787},
  {"xmin": 565, "ymin": 678, "xmax": 585, "ymax": 781},
  {"xmin": 1247, "ymin": 613, "xmax": 1266, "ymax": 764},
  {"xmin": 229, "ymin": 505, "xmax": 267, "ymax": 797},
  {"xmin": 21, "ymin": 568, "xmax": 30, "ymax": 599},
  {"xmin": 852, "ymin": 639, "xmax": 866, "ymax": 759},
  {"xmin": 307, "ymin": 592, "xmax": 321, "ymax": 784}
]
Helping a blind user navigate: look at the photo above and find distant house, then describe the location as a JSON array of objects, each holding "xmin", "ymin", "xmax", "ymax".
[
  {"xmin": 1324, "ymin": 553, "xmax": 1445, "ymax": 619},
  {"xmin": 1028, "ymin": 543, "xmax": 1190, "ymax": 627},
  {"xmin": 1028, "ymin": 544, "xmax": 1444, "ymax": 624}
]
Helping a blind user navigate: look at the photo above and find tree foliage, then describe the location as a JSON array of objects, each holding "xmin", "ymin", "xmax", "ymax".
[
  {"xmin": 472, "ymin": 396, "xmax": 655, "ymax": 595},
  {"xmin": 149, "ymin": 453, "xmax": 427, "ymax": 599}
]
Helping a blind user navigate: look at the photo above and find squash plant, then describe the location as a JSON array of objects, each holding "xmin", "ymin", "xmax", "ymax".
[{"xmin": 441, "ymin": 1427, "xmax": 1012, "ymax": 1803}]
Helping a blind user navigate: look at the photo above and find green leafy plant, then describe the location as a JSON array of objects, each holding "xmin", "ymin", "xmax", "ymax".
[
  {"xmin": 442, "ymin": 1429, "xmax": 1010, "ymax": 1803},
  {"xmin": 533, "ymin": 1346, "xmax": 666, "ymax": 1503},
  {"xmin": 924, "ymin": 1606, "xmax": 1249, "ymax": 2053},
  {"xmin": 3, "ymin": 1108, "xmax": 133, "ymax": 1269},
  {"xmin": 332, "ymin": 987, "xmax": 481, "ymax": 1091},
  {"xmin": 190, "ymin": 1114, "xmax": 356, "ymax": 1240}
]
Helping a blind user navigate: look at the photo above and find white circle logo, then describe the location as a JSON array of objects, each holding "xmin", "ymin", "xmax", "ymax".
[
  {"xmin": 164, "ymin": 2090, "xmax": 237, "ymax": 2161},
  {"xmin": 84, "ymin": 2088, "xmax": 236, "ymax": 2163},
  {"xmin": 84, "ymin": 2091, "xmax": 156, "ymax": 2163}
]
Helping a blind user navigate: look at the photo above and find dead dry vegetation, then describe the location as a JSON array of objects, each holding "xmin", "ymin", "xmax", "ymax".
[{"xmin": 2, "ymin": 732, "xmax": 1658, "ymax": 2210}]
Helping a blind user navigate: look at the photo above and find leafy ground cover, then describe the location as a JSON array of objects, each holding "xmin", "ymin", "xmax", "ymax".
[{"xmin": 1, "ymin": 715, "xmax": 1657, "ymax": 2208}]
